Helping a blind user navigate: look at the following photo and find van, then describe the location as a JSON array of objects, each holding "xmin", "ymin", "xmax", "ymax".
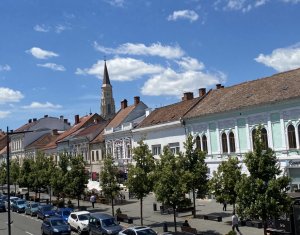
[{"xmin": 88, "ymin": 212, "xmax": 123, "ymax": 235}]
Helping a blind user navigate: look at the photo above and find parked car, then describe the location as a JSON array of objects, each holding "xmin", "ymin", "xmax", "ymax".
[
  {"xmin": 55, "ymin": 207, "xmax": 74, "ymax": 222},
  {"xmin": 25, "ymin": 202, "xmax": 39, "ymax": 216},
  {"xmin": 37, "ymin": 204, "xmax": 56, "ymax": 220},
  {"xmin": 6, "ymin": 196, "xmax": 20, "ymax": 209},
  {"xmin": 67, "ymin": 211, "xmax": 90, "ymax": 234},
  {"xmin": 119, "ymin": 226, "xmax": 157, "ymax": 235},
  {"xmin": 89, "ymin": 212, "xmax": 123, "ymax": 235},
  {"xmin": 0, "ymin": 199, "xmax": 6, "ymax": 212},
  {"xmin": 41, "ymin": 216, "xmax": 71, "ymax": 235},
  {"xmin": 11, "ymin": 199, "xmax": 27, "ymax": 213}
]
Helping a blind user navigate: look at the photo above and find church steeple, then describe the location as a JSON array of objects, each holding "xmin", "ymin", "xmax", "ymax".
[{"xmin": 101, "ymin": 60, "xmax": 115, "ymax": 120}]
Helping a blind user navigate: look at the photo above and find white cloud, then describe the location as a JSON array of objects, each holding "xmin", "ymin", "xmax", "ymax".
[
  {"xmin": 22, "ymin": 102, "xmax": 62, "ymax": 109},
  {"xmin": 37, "ymin": 63, "xmax": 66, "ymax": 71},
  {"xmin": 0, "ymin": 64, "xmax": 11, "ymax": 72},
  {"xmin": 167, "ymin": 10, "xmax": 199, "ymax": 22},
  {"xmin": 281, "ymin": 0, "xmax": 300, "ymax": 3},
  {"xmin": 94, "ymin": 42, "xmax": 185, "ymax": 59},
  {"xmin": 76, "ymin": 57, "xmax": 163, "ymax": 81},
  {"xmin": 0, "ymin": 87, "xmax": 24, "ymax": 104},
  {"xmin": 0, "ymin": 111, "xmax": 11, "ymax": 119},
  {"xmin": 26, "ymin": 47, "xmax": 59, "ymax": 59},
  {"xmin": 33, "ymin": 24, "xmax": 50, "ymax": 32},
  {"xmin": 141, "ymin": 68, "xmax": 224, "ymax": 96},
  {"xmin": 104, "ymin": 0, "xmax": 124, "ymax": 7},
  {"xmin": 214, "ymin": 0, "xmax": 269, "ymax": 12},
  {"xmin": 255, "ymin": 43, "xmax": 300, "ymax": 72},
  {"xmin": 55, "ymin": 24, "xmax": 69, "ymax": 33},
  {"xmin": 176, "ymin": 57, "xmax": 205, "ymax": 71}
]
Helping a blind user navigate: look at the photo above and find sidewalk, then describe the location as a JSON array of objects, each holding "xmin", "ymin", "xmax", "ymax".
[{"xmin": 74, "ymin": 192, "xmax": 264, "ymax": 235}]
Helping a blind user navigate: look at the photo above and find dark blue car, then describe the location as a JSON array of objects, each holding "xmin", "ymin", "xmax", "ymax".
[
  {"xmin": 37, "ymin": 204, "xmax": 56, "ymax": 220},
  {"xmin": 41, "ymin": 216, "xmax": 71, "ymax": 235},
  {"xmin": 55, "ymin": 208, "xmax": 74, "ymax": 222}
]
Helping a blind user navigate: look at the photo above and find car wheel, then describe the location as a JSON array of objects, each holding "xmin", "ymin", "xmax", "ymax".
[{"xmin": 78, "ymin": 226, "xmax": 82, "ymax": 235}]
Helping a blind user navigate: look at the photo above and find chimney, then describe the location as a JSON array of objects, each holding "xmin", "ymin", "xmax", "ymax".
[
  {"xmin": 44, "ymin": 115, "xmax": 48, "ymax": 118},
  {"xmin": 60, "ymin": 115, "xmax": 64, "ymax": 120},
  {"xmin": 216, "ymin": 84, "xmax": 222, "ymax": 89},
  {"xmin": 121, "ymin": 99, "xmax": 128, "ymax": 109},
  {"xmin": 33, "ymin": 118, "xmax": 37, "ymax": 122},
  {"xmin": 75, "ymin": 114, "xmax": 80, "ymax": 125},
  {"xmin": 134, "ymin": 96, "xmax": 140, "ymax": 106},
  {"xmin": 52, "ymin": 129, "xmax": 58, "ymax": 135},
  {"xmin": 28, "ymin": 119, "xmax": 32, "ymax": 123},
  {"xmin": 182, "ymin": 92, "xmax": 194, "ymax": 101},
  {"xmin": 199, "ymin": 88, "xmax": 206, "ymax": 97},
  {"xmin": 64, "ymin": 119, "xmax": 68, "ymax": 123}
]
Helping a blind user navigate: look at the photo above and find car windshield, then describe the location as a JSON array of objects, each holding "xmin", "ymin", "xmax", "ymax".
[
  {"xmin": 31, "ymin": 204, "xmax": 38, "ymax": 208},
  {"xmin": 17, "ymin": 200, "xmax": 26, "ymax": 205},
  {"xmin": 62, "ymin": 211, "xmax": 71, "ymax": 216},
  {"xmin": 51, "ymin": 219, "xmax": 67, "ymax": 226},
  {"xmin": 102, "ymin": 218, "xmax": 118, "ymax": 227},
  {"xmin": 43, "ymin": 206, "xmax": 53, "ymax": 211},
  {"xmin": 78, "ymin": 214, "xmax": 90, "ymax": 221},
  {"xmin": 136, "ymin": 229, "xmax": 157, "ymax": 235}
]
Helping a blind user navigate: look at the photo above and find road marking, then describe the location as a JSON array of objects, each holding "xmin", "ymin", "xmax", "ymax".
[{"xmin": 25, "ymin": 232, "xmax": 34, "ymax": 235}]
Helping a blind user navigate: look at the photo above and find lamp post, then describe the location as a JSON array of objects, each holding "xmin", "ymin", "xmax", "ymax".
[{"xmin": 6, "ymin": 127, "xmax": 49, "ymax": 235}]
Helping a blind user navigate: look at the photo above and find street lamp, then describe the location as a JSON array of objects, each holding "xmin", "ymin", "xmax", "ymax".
[{"xmin": 6, "ymin": 127, "xmax": 49, "ymax": 235}]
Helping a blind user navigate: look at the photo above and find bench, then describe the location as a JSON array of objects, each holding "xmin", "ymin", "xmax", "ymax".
[
  {"xmin": 266, "ymin": 228, "xmax": 291, "ymax": 235},
  {"xmin": 160, "ymin": 206, "xmax": 173, "ymax": 215},
  {"xmin": 245, "ymin": 220, "xmax": 263, "ymax": 229},
  {"xmin": 116, "ymin": 213, "xmax": 133, "ymax": 224},
  {"xmin": 203, "ymin": 214, "xmax": 222, "ymax": 222},
  {"xmin": 181, "ymin": 226, "xmax": 198, "ymax": 235}
]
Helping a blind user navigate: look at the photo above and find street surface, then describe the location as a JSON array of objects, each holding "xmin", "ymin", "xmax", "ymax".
[{"xmin": 0, "ymin": 190, "xmax": 264, "ymax": 235}]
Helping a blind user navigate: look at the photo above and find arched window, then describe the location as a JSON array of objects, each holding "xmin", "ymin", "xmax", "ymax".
[
  {"xmin": 229, "ymin": 132, "xmax": 236, "ymax": 153},
  {"xmin": 202, "ymin": 135, "xmax": 208, "ymax": 153},
  {"xmin": 288, "ymin": 125, "xmax": 296, "ymax": 149},
  {"xmin": 222, "ymin": 133, "xmax": 228, "ymax": 153},
  {"xmin": 261, "ymin": 128, "xmax": 269, "ymax": 150},
  {"xmin": 196, "ymin": 136, "xmax": 201, "ymax": 151}
]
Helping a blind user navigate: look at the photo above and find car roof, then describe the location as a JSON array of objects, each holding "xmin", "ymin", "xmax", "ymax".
[
  {"xmin": 126, "ymin": 226, "xmax": 152, "ymax": 231},
  {"xmin": 71, "ymin": 210, "xmax": 90, "ymax": 215},
  {"xmin": 90, "ymin": 212, "xmax": 114, "ymax": 219},
  {"xmin": 45, "ymin": 216, "xmax": 64, "ymax": 221},
  {"xmin": 57, "ymin": 207, "xmax": 73, "ymax": 211},
  {"xmin": 10, "ymin": 197, "xmax": 19, "ymax": 200}
]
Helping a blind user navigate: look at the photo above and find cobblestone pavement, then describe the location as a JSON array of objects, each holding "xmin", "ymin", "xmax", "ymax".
[{"xmin": 69, "ymin": 191, "xmax": 264, "ymax": 235}]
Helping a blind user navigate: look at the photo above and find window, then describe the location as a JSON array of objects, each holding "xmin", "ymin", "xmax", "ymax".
[
  {"xmin": 288, "ymin": 125, "xmax": 297, "ymax": 149},
  {"xmin": 252, "ymin": 127, "xmax": 269, "ymax": 150},
  {"xmin": 152, "ymin": 145, "xmax": 161, "ymax": 155},
  {"xmin": 169, "ymin": 142, "xmax": 180, "ymax": 154},
  {"xmin": 96, "ymin": 151, "xmax": 99, "ymax": 161},
  {"xmin": 202, "ymin": 135, "xmax": 208, "ymax": 153},
  {"xmin": 221, "ymin": 133, "xmax": 228, "ymax": 153},
  {"xmin": 229, "ymin": 132, "xmax": 236, "ymax": 153},
  {"xmin": 261, "ymin": 128, "xmax": 269, "ymax": 150},
  {"xmin": 195, "ymin": 136, "xmax": 201, "ymax": 151},
  {"xmin": 92, "ymin": 151, "xmax": 95, "ymax": 162},
  {"xmin": 116, "ymin": 146, "xmax": 123, "ymax": 159}
]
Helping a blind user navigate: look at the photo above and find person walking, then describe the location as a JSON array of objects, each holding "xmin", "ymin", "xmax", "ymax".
[
  {"xmin": 90, "ymin": 194, "xmax": 96, "ymax": 208},
  {"xmin": 223, "ymin": 201, "xmax": 227, "ymax": 211},
  {"xmin": 232, "ymin": 211, "xmax": 242, "ymax": 235}
]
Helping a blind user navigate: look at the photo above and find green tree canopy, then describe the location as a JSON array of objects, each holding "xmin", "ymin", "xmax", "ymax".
[{"xmin": 127, "ymin": 139, "xmax": 155, "ymax": 225}]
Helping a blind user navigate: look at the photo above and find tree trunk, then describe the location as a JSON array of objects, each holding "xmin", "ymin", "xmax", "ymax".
[
  {"xmin": 14, "ymin": 183, "xmax": 17, "ymax": 194},
  {"xmin": 140, "ymin": 198, "xmax": 143, "ymax": 225},
  {"xmin": 192, "ymin": 188, "xmax": 196, "ymax": 218},
  {"xmin": 77, "ymin": 194, "xmax": 80, "ymax": 208},
  {"xmin": 173, "ymin": 205, "xmax": 177, "ymax": 232},
  {"xmin": 49, "ymin": 187, "xmax": 52, "ymax": 204},
  {"xmin": 263, "ymin": 220, "xmax": 267, "ymax": 235},
  {"xmin": 111, "ymin": 195, "xmax": 115, "ymax": 217}
]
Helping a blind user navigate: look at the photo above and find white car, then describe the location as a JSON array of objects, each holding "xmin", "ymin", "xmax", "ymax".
[
  {"xmin": 67, "ymin": 210, "xmax": 90, "ymax": 235},
  {"xmin": 119, "ymin": 226, "xmax": 157, "ymax": 235}
]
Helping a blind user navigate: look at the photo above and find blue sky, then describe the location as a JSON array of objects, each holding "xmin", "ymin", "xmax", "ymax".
[{"xmin": 1, "ymin": 0, "xmax": 300, "ymax": 131}]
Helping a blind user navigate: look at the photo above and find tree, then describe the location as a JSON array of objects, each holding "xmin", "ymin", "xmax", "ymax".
[
  {"xmin": 10, "ymin": 159, "xmax": 20, "ymax": 194},
  {"xmin": 235, "ymin": 127, "xmax": 291, "ymax": 235},
  {"xmin": 181, "ymin": 134, "xmax": 209, "ymax": 217},
  {"xmin": 127, "ymin": 139, "xmax": 155, "ymax": 225},
  {"xmin": 153, "ymin": 146, "xmax": 187, "ymax": 232},
  {"xmin": 0, "ymin": 162, "xmax": 6, "ymax": 193},
  {"xmin": 18, "ymin": 158, "xmax": 34, "ymax": 194},
  {"xmin": 100, "ymin": 155, "xmax": 120, "ymax": 217},
  {"xmin": 209, "ymin": 156, "xmax": 242, "ymax": 211},
  {"xmin": 64, "ymin": 155, "xmax": 88, "ymax": 208}
]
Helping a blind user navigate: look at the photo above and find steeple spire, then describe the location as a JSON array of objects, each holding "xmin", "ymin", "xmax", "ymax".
[{"xmin": 103, "ymin": 60, "xmax": 111, "ymax": 85}]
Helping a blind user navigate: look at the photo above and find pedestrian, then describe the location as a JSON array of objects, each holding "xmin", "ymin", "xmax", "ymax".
[
  {"xmin": 182, "ymin": 220, "xmax": 190, "ymax": 227},
  {"xmin": 232, "ymin": 211, "xmax": 242, "ymax": 235},
  {"xmin": 223, "ymin": 201, "xmax": 227, "ymax": 211},
  {"xmin": 90, "ymin": 194, "xmax": 96, "ymax": 208}
]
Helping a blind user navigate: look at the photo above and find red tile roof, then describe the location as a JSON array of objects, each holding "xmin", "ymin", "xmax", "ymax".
[
  {"xmin": 105, "ymin": 105, "xmax": 136, "ymax": 129},
  {"xmin": 184, "ymin": 68, "xmax": 300, "ymax": 119}
]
